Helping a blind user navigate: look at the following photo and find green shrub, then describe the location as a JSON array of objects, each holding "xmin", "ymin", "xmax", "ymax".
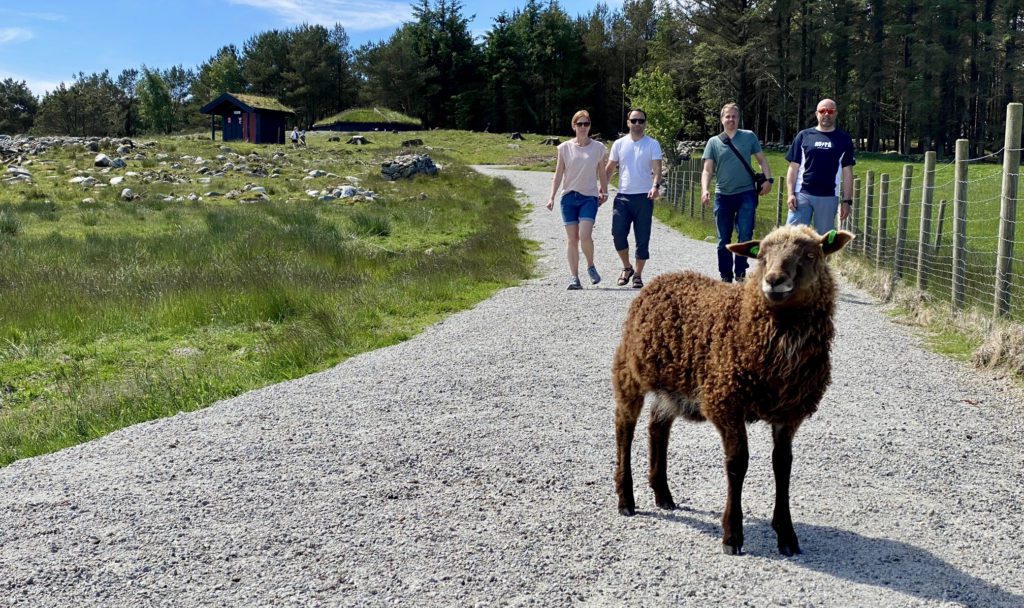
[
  {"xmin": 351, "ymin": 211, "xmax": 392, "ymax": 237},
  {"xmin": 0, "ymin": 210, "xmax": 21, "ymax": 235}
]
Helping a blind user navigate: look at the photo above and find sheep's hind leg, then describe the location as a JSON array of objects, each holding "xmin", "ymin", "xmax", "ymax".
[
  {"xmin": 648, "ymin": 395, "xmax": 677, "ymax": 510},
  {"xmin": 771, "ymin": 422, "xmax": 802, "ymax": 556},
  {"xmin": 719, "ymin": 420, "xmax": 749, "ymax": 555},
  {"xmin": 614, "ymin": 374, "xmax": 644, "ymax": 516}
]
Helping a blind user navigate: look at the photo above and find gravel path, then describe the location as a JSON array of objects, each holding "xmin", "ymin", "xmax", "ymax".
[{"xmin": 2, "ymin": 167, "xmax": 1023, "ymax": 607}]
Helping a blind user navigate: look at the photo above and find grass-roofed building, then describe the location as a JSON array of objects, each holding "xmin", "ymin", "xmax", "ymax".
[
  {"xmin": 313, "ymin": 107, "xmax": 422, "ymax": 132},
  {"xmin": 200, "ymin": 93, "xmax": 295, "ymax": 144}
]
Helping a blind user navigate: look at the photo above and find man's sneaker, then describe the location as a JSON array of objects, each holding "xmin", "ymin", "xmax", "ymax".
[
  {"xmin": 735, "ymin": 274, "xmax": 746, "ymax": 283},
  {"xmin": 567, "ymin": 276, "xmax": 583, "ymax": 290},
  {"xmin": 587, "ymin": 266, "xmax": 601, "ymax": 285}
]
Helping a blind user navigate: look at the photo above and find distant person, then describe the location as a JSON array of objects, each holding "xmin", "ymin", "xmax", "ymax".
[
  {"xmin": 701, "ymin": 103, "xmax": 773, "ymax": 283},
  {"xmin": 785, "ymin": 98, "xmax": 855, "ymax": 234},
  {"xmin": 546, "ymin": 110, "xmax": 609, "ymax": 290},
  {"xmin": 299, "ymin": 128, "xmax": 306, "ymax": 146},
  {"xmin": 605, "ymin": 108, "xmax": 663, "ymax": 289},
  {"xmin": 290, "ymin": 127, "xmax": 299, "ymax": 147}
]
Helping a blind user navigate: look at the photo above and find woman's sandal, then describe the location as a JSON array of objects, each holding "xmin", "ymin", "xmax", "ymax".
[
  {"xmin": 632, "ymin": 274, "xmax": 643, "ymax": 289},
  {"xmin": 617, "ymin": 267, "xmax": 634, "ymax": 286}
]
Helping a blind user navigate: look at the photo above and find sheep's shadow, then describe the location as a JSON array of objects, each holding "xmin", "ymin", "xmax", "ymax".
[{"xmin": 639, "ymin": 508, "xmax": 1023, "ymax": 607}]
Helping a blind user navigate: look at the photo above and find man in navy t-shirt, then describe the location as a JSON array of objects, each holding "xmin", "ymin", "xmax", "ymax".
[{"xmin": 785, "ymin": 98, "xmax": 855, "ymax": 234}]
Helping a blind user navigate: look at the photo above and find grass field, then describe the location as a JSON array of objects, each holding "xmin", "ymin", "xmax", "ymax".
[
  {"xmin": 0, "ymin": 130, "xmax": 545, "ymax": 464},
  {"xmin": 3, "ymin": 126, "xmax": 1021, "ymax": 464}
]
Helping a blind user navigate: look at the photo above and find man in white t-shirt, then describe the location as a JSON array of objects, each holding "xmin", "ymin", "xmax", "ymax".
[{"xmin": 604, "ymin": 108, "xmax": 663, "ymax": 288}]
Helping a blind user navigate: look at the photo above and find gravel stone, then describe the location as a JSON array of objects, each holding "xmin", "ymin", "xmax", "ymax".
[{"xmin": 0, "ymin": 167, "xmax": 1022, "ymax": 607}]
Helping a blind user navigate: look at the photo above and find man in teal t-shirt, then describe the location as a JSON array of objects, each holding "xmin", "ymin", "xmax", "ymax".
[{"xmin": 701, "ymin": 103, "xmax": 773, "ymax": 282}]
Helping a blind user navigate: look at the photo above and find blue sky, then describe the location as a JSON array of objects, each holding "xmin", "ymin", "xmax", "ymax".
[{"xmin": 0, "ymin": 0, "xmax": 603, "ymax": 97}]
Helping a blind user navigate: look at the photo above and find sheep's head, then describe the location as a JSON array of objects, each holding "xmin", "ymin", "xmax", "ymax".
[{"xmin": 727, "ymin": 225, "xmax": 854, "ymax": 308}]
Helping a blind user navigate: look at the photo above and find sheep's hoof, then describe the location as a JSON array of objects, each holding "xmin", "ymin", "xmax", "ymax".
[
  {"xmin": 655, "ymin": 499, "xmax": 677, "ymax": 511},
  {"xmin": 619, "ymin": 506, "xmax": 636, "ymax": 516},
  {"xmin": 722, "ymin": 543, "xmax": 743, "ymax": 555},
  {"xmin": 778, "ymin": 542, "xmax": 802, "ymax": 557}
]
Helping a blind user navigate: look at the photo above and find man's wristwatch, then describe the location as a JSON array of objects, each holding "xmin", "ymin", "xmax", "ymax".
[
  {"xmin": 841, "ymin": 199, "xmax": 853, "ymax": 205},
  {"xmin": 767, "ymin": 177, "xmax": 775, "ymax": 184}
]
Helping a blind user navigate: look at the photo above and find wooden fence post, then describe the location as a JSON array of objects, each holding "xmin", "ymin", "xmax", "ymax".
[
  {"xmin": 952, "ymin": 139, "xmax": 969, "ymax": 310},
  {"xmin": 995, "ymin": 102, "xmax": 1023, "ymax": 316},
  {"xmin": 877, "ymin": 174, "xmax": 890, "ymax": 269},
  {"xmin": 934, "ymin": 199, "xmax": 947, "ymax": 251},
  {"xmin": 863, "ymin": 170, "xmax": 875, "ymax": 257},
  {"xmin": 893, "ymin": 165, "xmax": 913, "ymax": 280},
  {"xmin": 850, "ymin": 177, "xmax": 861, "ymax": 232},
  {"xmin": 776, "ymin": 176, "xmax": 785, "ymax": 227},
  {"xmin": 916, "ymin": 151, "xmax": 936, "ymax": 290}
]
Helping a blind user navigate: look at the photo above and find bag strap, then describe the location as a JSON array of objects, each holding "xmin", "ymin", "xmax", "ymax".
[{"xmin": 718, "ymin": 132, "xmax": 758, "ymax": 186}]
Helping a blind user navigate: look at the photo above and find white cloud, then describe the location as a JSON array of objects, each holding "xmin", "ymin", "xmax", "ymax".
[
  {"xmin": 227, "ymin": 0, "xmax": 412, "ymax": 31},
  {"xmin": 0, "ymin": 28, "xmax": 33, "ymax": 45},
  {"xmin": 0, "ymin": 9, "xmax": 65, "ymax": 22},
  {"xmin": 0, "ymin": 70, "xmax": 63, "ymax": 97}
]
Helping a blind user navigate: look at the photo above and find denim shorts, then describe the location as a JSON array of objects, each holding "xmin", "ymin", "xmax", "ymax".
[{"xmin": 560, "ymin": 191, "xmax": 598, "ymax": 225}]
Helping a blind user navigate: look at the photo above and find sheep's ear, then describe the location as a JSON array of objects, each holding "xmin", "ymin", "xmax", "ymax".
[
  {"xmin": 820, "ymin": 229, "xmax": 854, "ymax": 256},
  {"xmin": 727, "ymin": 239, "xmax": 761, "ymax": 259}
]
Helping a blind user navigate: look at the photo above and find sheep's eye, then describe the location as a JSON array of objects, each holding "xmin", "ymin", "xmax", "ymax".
[{"xmin": 805, "ymin": 252, "xmax": 816, "ymax": 260}]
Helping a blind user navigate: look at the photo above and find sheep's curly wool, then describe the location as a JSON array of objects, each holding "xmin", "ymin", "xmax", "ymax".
[{"xmin": 613, "ymin": 224, "xmax": 853, "ymax": 556}]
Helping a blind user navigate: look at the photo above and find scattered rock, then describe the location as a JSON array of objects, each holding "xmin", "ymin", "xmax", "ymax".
[
  {"xmin": 120, "ymin": 188, "xmax": 135, "ymax": 201},
  {"xmin": 109, "ymin": 176, "xmax": 124, "ymax": 186},
  {"xmin": 94, "ymin": 154, "xmax": 111, "ymax": 167},
  {"xmin": 346, "ymin": 135, "xmax": 371, "ymax": 145},
  {"xmin": 380, "ymin": 154, "xmax": 439, "ymax": 181}
]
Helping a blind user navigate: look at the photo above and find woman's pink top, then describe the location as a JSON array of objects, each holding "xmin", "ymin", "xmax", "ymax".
[{"xmin": 558, "ymin": 139, "xmax": 606, "ymax": 197}]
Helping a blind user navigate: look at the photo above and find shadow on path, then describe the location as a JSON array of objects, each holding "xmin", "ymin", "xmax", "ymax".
[{"xmin": 637, "ymin": 508, "xmax": 1023, "ymax": 607}]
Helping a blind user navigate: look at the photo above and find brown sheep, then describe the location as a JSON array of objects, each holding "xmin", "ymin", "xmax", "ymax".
[{"xmin": 612, "ymin": 224, "xmax": 854, "ymax": 556}]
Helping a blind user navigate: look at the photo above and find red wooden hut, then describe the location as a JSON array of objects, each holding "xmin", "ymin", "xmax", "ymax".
[{"xmin": 200, "ymin": 93, "xmax": 295, "ymax": 144}]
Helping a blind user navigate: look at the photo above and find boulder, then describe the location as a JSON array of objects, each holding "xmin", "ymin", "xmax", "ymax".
[
  {"xmin": 380, "ymin": 154, "xmax": 439, "ymax": 181},
  {"xmin": 401, "ymin": 138, "xmax": 424, "ymax": 147},
  {"xmin": 94, "ymin": 154, "xmax": 111, "ymax": 167},
  {"xmin": 110, "ymin": 158, "xmax": 127, "ymax": 169},
  {"xmin": 120, "ymin": 188, "xmax": 135, "ymax": 201},
  {"xmin": 346, "ymin": 135, "xmax": 371, "ymax": 145}
]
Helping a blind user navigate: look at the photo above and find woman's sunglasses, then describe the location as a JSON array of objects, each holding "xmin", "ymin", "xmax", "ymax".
[{"xmin": 575, "ymin": 122, "xmax": 591, "ymax": 127}]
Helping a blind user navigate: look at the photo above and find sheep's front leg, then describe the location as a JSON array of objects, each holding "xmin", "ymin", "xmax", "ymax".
[
  {"xmin": 720, "ymin": 421, "xmax": 749, "ymax": 555},
  {"xmin": 771, "ymin": 422, "xmax": 801, "ymax": 556}
]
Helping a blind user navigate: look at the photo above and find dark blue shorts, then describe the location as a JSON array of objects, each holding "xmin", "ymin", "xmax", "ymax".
[{"xmin": 611, "ymin": 192, "xmax": 653, "ymax": 259}]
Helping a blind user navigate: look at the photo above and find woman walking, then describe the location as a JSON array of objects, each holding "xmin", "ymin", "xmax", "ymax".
[{"xmin": 546, "ymin": 110, "xmax": 609, "ymax": 290}]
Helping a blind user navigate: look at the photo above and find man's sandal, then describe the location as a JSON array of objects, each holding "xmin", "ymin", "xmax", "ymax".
[{"xmin": 617, "ymin": 267, "xmax": 634, "ymax": 286}]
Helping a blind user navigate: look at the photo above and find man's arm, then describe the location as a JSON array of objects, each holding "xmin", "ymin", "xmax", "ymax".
[
  {"xmin": 786, "ymin": 162, "xmax": 800, "ymax": 211},
  {"xmin": 701, "ymin": 159, "xmax": 715, "ymax": 206},
  {"xmin": 754, "ymin": 151, "xmax": 772, "ymax": 195},
  {"xmin": 648, "ymin": 159, "xmax": 663, "ymax": 200},
  {"xmin": 840, "ymin": 165, "xmax": 854, "ymax": 220}
]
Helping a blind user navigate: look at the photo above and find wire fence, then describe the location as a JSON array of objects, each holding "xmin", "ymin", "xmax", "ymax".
[{"xmin": 663, "ymin": 103, "xmax": 1024, "ymax": 323}]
